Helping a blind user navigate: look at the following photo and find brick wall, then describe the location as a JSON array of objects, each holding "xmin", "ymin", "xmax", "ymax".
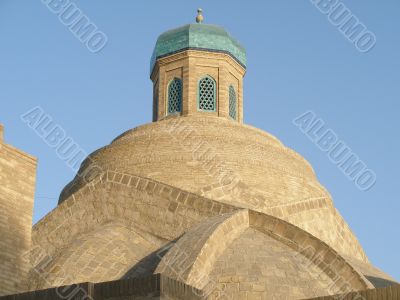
[
  {"xmin": 0, "ymin": 275, "xmax": 203, "ymax": 300},
  {"xmin": 308, "ymin": 283, "xmax": 400, "ymax": 299},
  {"xmin": 0, "ymin": 125, "xmax": 37, "ymax": 296},
  {"xmin": 1, "ymin": 275, "xmax": 398, "ymax": 300}
]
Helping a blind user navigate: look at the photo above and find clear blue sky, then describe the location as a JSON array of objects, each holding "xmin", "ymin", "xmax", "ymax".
[{"xmin": 1, "ymin": 1, "xmax": 399, "ymax": 281}]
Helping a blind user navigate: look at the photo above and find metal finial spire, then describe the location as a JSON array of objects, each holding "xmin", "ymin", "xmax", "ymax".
[{"xmin": 196, "ymin": 8, "xmax": 204, "ymax": 23}]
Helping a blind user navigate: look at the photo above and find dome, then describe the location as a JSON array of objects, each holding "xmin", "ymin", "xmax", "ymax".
[
  {"xmin": 59, "ymin": 115, "xmax": 368, "ymax": 263},
  {"xmin": 150, "ymin": 23, "xmax": 247, "ymax": 74}
]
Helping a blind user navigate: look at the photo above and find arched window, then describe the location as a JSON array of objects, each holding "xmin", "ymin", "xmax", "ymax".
[
  {"xmin": 167, "ymin": 78, "xmax": 182, "ymax": 114},
  {"xmin": 229, "ymin": 85, "xmax": 237, "ymax": 120},
  {"xmin": 198, "ymin": 76, "xmax": 216, "ymax": 111}
]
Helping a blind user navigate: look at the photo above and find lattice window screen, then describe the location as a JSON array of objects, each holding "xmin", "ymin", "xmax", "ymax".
[
  {"xmin": 198, "ymin": 76, "xmax": 216, "ymax": 111},
  {"xmin": 168, "ymin": 78, "xmax": 182, "ymax": 114},
  {"xmin": 229, "ymin": 85, "xmax": 237, "ymax": 120}
]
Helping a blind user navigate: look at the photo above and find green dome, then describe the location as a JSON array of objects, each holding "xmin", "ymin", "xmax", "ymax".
[{"xmin": 150, "ymin": 23, "xmax": 246, "ymax": 74}]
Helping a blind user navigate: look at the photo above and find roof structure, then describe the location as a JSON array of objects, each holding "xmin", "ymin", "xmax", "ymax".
[{"xmin": 150, "ymin": 23, "xmax": 247, "ymax": 74}]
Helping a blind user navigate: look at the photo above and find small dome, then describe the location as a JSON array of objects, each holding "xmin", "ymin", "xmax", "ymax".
[{"xmin": 150, "ymin": 23, "xmax": 246, "ymax": 74}]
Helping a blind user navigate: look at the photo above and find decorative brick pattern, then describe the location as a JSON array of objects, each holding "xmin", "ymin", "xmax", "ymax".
[
  {"xmin": 28, "ymin": 171, "xmax": 238, "ymax": 290},
  {"xmin": 156, "ymin": 209, "xmax": 371, "ymax": 299},
  {"xmin": 57, "ymin": 115, "xmax": 368, "ymax": 263},
  {"xmin": 24, "ymin": 170, "xmax": 387, "ymax": 296}
]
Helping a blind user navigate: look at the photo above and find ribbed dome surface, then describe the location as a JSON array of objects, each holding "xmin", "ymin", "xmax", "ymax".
[
  {"xmin": 60, "ymin": 116, "xmax": 316, "ymax": 207},
  {"xmin": 58, "ymin": 116, "xmax": 369, "ymax": 262}
]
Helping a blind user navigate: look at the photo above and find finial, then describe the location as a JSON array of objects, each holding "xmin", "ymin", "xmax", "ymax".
[{"xmin": 196, "ymin": 8, "xmax": 204, "ymax": 24}]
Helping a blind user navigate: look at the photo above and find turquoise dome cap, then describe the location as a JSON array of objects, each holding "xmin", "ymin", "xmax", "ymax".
[{"xmin": 150, "ymin": 23, "xmax": 247, "ymax": 75}]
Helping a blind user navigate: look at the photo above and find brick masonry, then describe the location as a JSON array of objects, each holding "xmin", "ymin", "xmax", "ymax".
[
  {"xmin": 151, "ymin": 50, "xmax": 245, "ymax": 123},
  {"xmin": 0, "ymin": 20, "xmax": 398, "ymax": 299},
  {"xmin": 25, "ymin": 169, "xmax": 381, "ymax": 298},
  {"xmin": 0, "ymin": 275, "xmax": 398, "ymax": 300},
  {"xmin": 58, "ymin": 115, "xmax": 369, "ymax": 263},
  {"xmin": 0, "ymin": 274, "xmax": 204, "ymax": 300},
  {"xmin": 0, "ymin": 120, "xmax": 396, "ymax": 299},
  {"xmin": 0, "ymin": 125, "xmax": 37, "ymax": 296},
  {"xmin": 308, "ymin": 283, "xmax": 400, "ymax": 299}
]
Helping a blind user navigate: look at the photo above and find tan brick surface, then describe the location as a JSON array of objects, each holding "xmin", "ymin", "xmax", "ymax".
[
  {"xmin": 0, "ymin": 128, "xmax": 37, "ymax": 296},
  {"xmin": 58, "ymin": 115, "xmax": 368, "ymax": 263},
  {"xmin": 151, "ymin": 50, "xmax": 245, "ymax": 123}
]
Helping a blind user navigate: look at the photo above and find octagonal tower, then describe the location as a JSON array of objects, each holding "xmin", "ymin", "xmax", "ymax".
[{"xmin": 150, "ymin": 10, "xmax": 246, "ymax": 122}]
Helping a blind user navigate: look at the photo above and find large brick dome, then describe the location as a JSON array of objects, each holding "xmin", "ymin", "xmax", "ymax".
[{"xmin": 59, "ymin": 115, "xmax": 368, "ymax": 263}]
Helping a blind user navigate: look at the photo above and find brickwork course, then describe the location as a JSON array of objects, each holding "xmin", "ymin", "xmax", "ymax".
[{"xmin": 0, "ymin": 14, "xmax": 398, "ymax": 300}]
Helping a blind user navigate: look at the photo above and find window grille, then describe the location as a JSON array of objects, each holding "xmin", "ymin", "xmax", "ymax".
[
  {"xmin": 229, "ymin": 85, "xmax": 237, "ymax": 120},
  {"xmin": 167, "ymin": 78, "xmax": 182, "ymax": 114},
  {"xmin": 198, "ymin": 76, "xmax": 216, "ymax": 111}
]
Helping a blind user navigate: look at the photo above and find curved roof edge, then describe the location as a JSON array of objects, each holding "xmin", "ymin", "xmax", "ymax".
[{"xmin": 150, "ymin": 23, "xmax": 247, "ymax": 74}]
